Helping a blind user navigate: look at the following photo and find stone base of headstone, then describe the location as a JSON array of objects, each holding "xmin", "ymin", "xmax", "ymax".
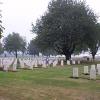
[{"xmin": 84, "ymin": 73, "xmax": 89, "ymax": 75}]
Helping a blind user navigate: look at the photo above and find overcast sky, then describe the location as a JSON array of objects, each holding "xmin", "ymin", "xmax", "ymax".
[{"xmin": 1, "ymin": 0, "xmax": 100, "ymax": 42}]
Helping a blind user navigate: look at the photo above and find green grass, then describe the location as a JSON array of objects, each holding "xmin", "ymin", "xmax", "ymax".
[{"xmin": 0, "ymin": 65, "xmax": 100, "ymax": 100}]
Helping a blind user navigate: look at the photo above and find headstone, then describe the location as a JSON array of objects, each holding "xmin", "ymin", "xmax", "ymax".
[
  {"xmin": 72, "ymin": 61, "xmax": 75, "ymax": 65},
  {"xmin": 97, "ymin": 64, "xmax": 100, "ymax": 75},
  {"xmin": 78, "ymin": 61, "xmax": 80, "ymax": 64},
  {"xmin": 29, "ymin": 64, "xmax": 33, "ymax": 70},
  {"xmin": 39, "ymin": 53, "xmax": 42, "ymax": 57},
  {"xmin": 72, "ymin": 67, "xmax": 79, "ymax": 78},
  {"xmin": 61, "ymin": 60, "xmax": 64, "ymax": 66},
  {"xmin": 42, "ymin": 60, "xmax": 46, "ymax": 68},
  {"xmin": 3, "ymin": 64, "xmax": 8, "ymax": 71},
  {"xmin": 13, "ymin": 60, "xmax": 17, "ymax": 71},
  {"xmin": 67, "ymin": 60, "xmax": 70, "ymax": 65},
  {"xmin": 49, "ymin": 60, "xmax": 52, "ymax": 65},
  {"xmin": 28, "ymin": 61, "xmax": 33, "ymax": 70},
  {"xmin": 3, "ymin": 60, "xmax": 8, "ymax": 72},
  {"xmin": 34, "ymin": 60, "xmax": 38, "ymax": 67},
  {"xmin": 53, "ymin": 60, "xmax": 57, "ymax": 67},
  {"xmin": 90, "ymin": 65, "xmax": 96, "ymax": 80},
  {"xmin": 19, "ymin": 59, "xmax": 25, "ymax": 68},
  {"xmin": 0, "ymin": 59, "xmax": 3, "ymax": 68},
  {"xmin": 91, "ymin": 65, "xmax": 95, "ymax": 70},
  {"xmin": 84, "ymin": 66, "xmax": 89, "ymax": 75},
  {"xmin": 38, "ymin": 59, "xmax": 42, "ymax": 65}
]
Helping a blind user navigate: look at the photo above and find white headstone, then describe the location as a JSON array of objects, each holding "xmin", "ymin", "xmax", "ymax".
[
  {"xmin": 19, "ymin": 59, "xmax": 25, "ymax": 68},
  {"xmin": 61, "ymin": 60, "xmax": 64, "ymax": 66},
  {"xmin": 39, "ymin": 53, "xmax": 42, "ymax": 57},
  {"xmin": 67, "ymin": 60, "xmax": 70, "ymax": 65},
  {"xmin": 90, "ymin": 65, "xmax": 96, "ymax": 80},
  {"xmin": 72, "ymin": 61, "xmax": 75, "ymax": 65},
  {"xmin": 42, "ymin": 60, "xmax": 46, "ymax": 68},
  {"xmin": 84, "ymin": 66, "xmax": 89, "ymax": 75},
  {"xmin": 3, "ymin": 60, "xmax": 8, "ymax": 71},
  {"xmin": 30, "ymin": 65, "xmax": 33, "ymax": 70},
  {"xmin": 49, "ymin": 60, "xmax": 53, "ymax": 65},
  {"xmin": 0, "ymin": 59, "xmax": 2, "ymax": 67},
  {"xmin": 97, "ymin": 64, "xmax": 100, "ymax": 75},
  {"xmin": 53, "ymin": 60, "xmax": 57, "ymax": 67},
  {"xmin": 12, "ymin": 59, "xmax": 17, "ymax": 71},
  {"xmin": 3, "ymin": 65, "xmax": 8, "ymax": 71},
  {"xmin": 73, "ymin": 67, "xmax": 79, "ymax": 78},
  {"xmin": 34, "ymin": 60, "xmax": 38, "ymax": 68},
  {"xmin": 78, "ymin": 61, "xmax": 80, "ymax": 64},
  {"xmin": 91, "ymin": 65, "xmax": 95, "ymax": 70}
]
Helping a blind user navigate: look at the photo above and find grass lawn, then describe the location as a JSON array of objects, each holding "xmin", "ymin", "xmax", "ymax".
[{"xmin": 0, "ymin": 65, "xmax": 100, "ymax": 100}]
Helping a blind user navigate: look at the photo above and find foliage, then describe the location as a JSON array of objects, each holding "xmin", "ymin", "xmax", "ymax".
[
  {"xmin": 32, "ymin": 0, "xmax": 97, "ymax": 60},
  {"xmin": 4, "ymin": 32, "xmax": 27, "ymax": 58},
  {"xmin": 0, "ymin": 10, "xmax": 4, "ymax": 38},
  {"xmin": 0, "ymin": 42, "xmax": 4, "ymax": 54},
  {"xmin": 27, "ymin": 39, "xmax": 39, "ymax": 55},
  {"xmin": 82, "ymin": 23, "xmax": 100, "ymax": 60}
]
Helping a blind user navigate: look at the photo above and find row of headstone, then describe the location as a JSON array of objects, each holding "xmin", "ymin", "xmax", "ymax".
[
  {"xmin": 19, "ymin": 58, "xmax": 63, "ymax": 69},
  {"xmin": 1, "ymin": 58, "xmax": 16, "ymax": 72},
  {"xmin": 67, "ymin": 60, "xmax": 80, "ymax": 65},
  {"xmin": 72, "ymin": 64, "xmax": 100, "ymax": 80},
  {"xmin": 19, "ymin": 57, "xmax": 81, "ymax": 69}
]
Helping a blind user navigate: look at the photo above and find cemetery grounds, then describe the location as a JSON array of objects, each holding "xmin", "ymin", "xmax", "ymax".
[{"xmin": 0, "ymin": 60, "xmax": 100, "ymax": 100}]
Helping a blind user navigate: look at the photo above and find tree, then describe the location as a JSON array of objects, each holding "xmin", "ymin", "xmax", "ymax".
[
  {"xmin": 27, "ymin": 39, "xmax": 39, "ymax": 55},
  {"xmin": 73, "ymin": 23, "xmax": 100, "ymax": 60},
  {"xmin": 0, "ymin": 2, "xmax": 4, "ymax": 38},
  {"xmin": 0, "ymin": 42, "xmax": 4, "ymax": 54},
  {"xmin": 84, "ymin": 23, "xmax": 100, "ymax": 60},
  {"xmin": 4, "ymin": 32, "xmax": 27, "ymax": 58},
  {"xmin": 32, "ymin": 0, "xmax": 97, "ymax": 60}
]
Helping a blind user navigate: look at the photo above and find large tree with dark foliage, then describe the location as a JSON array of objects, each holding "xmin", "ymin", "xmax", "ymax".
[
  {"xmin": 32, "ymin": 0, "xmax": 97, "ymax": 60},
  {"xmin": 27, "ymin": 39, "xmax": 39, "ymax": 55},
  {"xmin": 4, "ymin": 32, "xmax": 26, "ymax": 58}
]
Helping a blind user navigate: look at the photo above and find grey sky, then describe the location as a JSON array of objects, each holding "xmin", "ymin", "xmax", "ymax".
[{"xmin": 1, "ymin": 0, "xmax": 100, "ymax": 42}]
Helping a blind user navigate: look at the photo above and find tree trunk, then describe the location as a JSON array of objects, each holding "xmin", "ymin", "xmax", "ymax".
[
  {"xmin": 92, "ymin": 54, "xmax": 95, "ymax": 61},
  {"xmin": 65, "ymin": 53, "xmax": 71, "ymax": 61},
  {"xmin": 15, "ymin": 51, "xmax": 17, "ymax": 58}
]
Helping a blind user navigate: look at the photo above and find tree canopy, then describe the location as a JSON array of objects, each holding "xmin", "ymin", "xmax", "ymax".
[
  {"xmin": 32, "ymin": 0, "xmax": 98, "ymax": 60},
  {"xmin": 0, "ymin": 42, "xmax": 4, "ymax": 55},
  {"xmin": 0, "ymin": 3, "xmax": 4, "ymax": 38},
  {"xmin": 4, "ymin": 32, "xmax": 27, "ymax": 58},
  {"xmin": 27, "ymin": 39, "xmax": 39, "ymax": 56}
]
